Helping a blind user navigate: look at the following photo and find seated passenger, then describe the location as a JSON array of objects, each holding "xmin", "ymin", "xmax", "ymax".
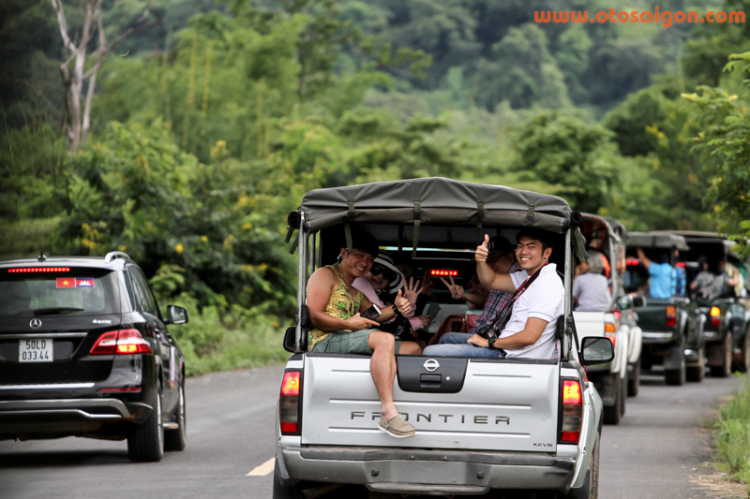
[
  {"xmin": 690, "ymin": 256, "xmax": 720, "ymax": 301},
  {"xmin": 573, "ymin": 251, "xmax": 610, "ymax": 312},
  {"xmin": 430, "ymin": 236, "xmax": 521, "ymax": 345},
  {"xmin": 353, "ymin": 250, "xmax": 432, "ymax": 335},
  {"xmin": 423, "ymin": 228, "xmax": 564, "ymax": 360},
  {"xmin": 306, "ymin": 230, "xmax": 421, "ymax": 438}
]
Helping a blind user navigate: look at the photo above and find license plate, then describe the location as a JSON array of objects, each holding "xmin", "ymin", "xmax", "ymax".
[{"xmin": 19, "ymin": 339, "xmax": 53, "ymax": 363}]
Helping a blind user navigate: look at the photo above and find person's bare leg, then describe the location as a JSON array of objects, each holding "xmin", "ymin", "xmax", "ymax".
[{"xmin": 368, "ymin": 331, "xmax": 399, "ymax": 420}]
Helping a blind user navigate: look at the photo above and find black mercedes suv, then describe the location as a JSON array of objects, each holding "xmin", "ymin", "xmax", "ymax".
[{"xmin": 0, "ymin": 251, "xmax": 188, "ymax": 462}]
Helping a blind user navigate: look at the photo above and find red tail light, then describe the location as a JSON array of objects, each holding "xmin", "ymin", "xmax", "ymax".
[
  {"xmin": 90, "ymin": 329, "xmax": 153, "ymax": 355},
  {"xmin": 561, "ymin": 379, "xmax": 582, "ymax": 443},
  {"xmin": 710, "ymin": 306, "xmax": 721, "ymax": 328},
  {"xmin": 666, "ymin": 306, "xmax": 677, "ymax": 328},
  {"xmin": 430, "ymin": 269, "xmax": 459, "ymax": 277},
  {"xmin": 626, "ymin": 259, "xmax": 640, "ymax": 266},
  {"xmin": 280, "ymin": 371, "xmax": 301, "ymax": 435}
]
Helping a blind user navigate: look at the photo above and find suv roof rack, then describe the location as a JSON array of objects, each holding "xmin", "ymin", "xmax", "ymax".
[{"xmin": 104, "ymin": 251, "xmax": 132, "ymax": 263}]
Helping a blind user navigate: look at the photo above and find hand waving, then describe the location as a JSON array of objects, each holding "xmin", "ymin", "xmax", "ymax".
[{"xmin": 403, "ymin": 277, "xmax": 424, "ymax": 304}]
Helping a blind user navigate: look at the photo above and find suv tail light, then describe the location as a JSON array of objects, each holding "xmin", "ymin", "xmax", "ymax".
[
  {"xmin": 280, "ymin": 370, "xmax": 302, "ymax": 435},
  {"xmin": 560, "ymin": 379, "xmax": 582, "ymax": 443},
  {"xmin": 666, "ymin": 306, "xmax": 677, "ymax": 328},
  {"xmin": 90, "ymin": 329, "xmax": 153, "ymax": 355},
  {"xmin": 710, "ymin": 306, "xmax": 721, "ymax": 328}
]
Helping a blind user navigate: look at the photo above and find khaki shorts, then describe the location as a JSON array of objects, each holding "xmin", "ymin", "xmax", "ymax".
[{"xmin": 311, "ymin": 329, "xmax": 402, "ymax": 355}]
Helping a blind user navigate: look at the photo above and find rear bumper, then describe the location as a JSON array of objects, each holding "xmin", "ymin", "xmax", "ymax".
[
  {"xmin": 0, "ymin": 398, "xmax": 152, "ymax": 438},
  {"xmin": 641, "ymin": 331, "xmax": 679, "ymax": 344},
  {"xmin": 281, "ymin": 446, "xmax": 576, "ymax": 492}
]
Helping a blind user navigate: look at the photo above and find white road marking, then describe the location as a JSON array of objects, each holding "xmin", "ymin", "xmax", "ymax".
[{"xmin": 246, "ymin": 457, "xmax": 275, "ymax": 476}]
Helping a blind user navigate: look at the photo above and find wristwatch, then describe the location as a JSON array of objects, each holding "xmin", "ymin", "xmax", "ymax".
[{"xmin": 487, "ymin": 338, "xmax": 496, "ymax": 350}]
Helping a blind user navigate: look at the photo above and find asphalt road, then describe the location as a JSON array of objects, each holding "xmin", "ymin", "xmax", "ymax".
[{"xmin": 0, "ymin": 364, "xmax": 747, "ymax": 499}]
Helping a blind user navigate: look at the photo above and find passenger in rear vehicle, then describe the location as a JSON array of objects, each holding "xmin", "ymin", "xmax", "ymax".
[
  {"xmin": 306, "ymin": 230, "xmax": 421, "ymax": 438},
  {"xmin": 572, "ymin": 250, "xmax": 610, "ymax": 312},
  {"xmin": 636, "ymin": 248, "xmax": 676, "ymax": 299},
  {"xmin": 423, "ymin": 228, "xmax": 564, "ymax": 360}
]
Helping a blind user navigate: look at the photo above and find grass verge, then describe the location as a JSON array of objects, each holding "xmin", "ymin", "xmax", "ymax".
[{"xmin": 713, "ymin": 374, "xmax": 750, "ymax": 485}]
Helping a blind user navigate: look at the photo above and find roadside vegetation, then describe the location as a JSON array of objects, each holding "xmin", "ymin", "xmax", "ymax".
[
  {"xmin": 2, "ymin": 0, "xmax": 750, "ymax": 374},
  {"xmin": 713, "ymin": 375, "xmax": 750, "ymax": 487}
]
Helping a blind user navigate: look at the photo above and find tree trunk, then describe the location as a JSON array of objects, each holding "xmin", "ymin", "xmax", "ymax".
[{"xmin": 51, "ymin": 0, "xmax": 159, "ymax": 153}]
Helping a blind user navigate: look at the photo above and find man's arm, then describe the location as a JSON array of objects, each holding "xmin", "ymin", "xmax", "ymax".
[
  {"xmin": 476, "ymin": 234, "xmax": 516, "ymax": 293},
  {"xmin": 307, "ymin": 268, "xmax": 379, "ymax": 331},
  {"xmin": 636, "ymin": 248, "xmax": 651, "ymax": 270},
  {"xmin": 466, "ymin": 318, "xmax": 548, "ymax": 349}
]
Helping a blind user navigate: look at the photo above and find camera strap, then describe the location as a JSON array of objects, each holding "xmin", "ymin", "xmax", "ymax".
[{"xmin": 486, "ymin": 264, "xmax": 547, "ymax": 335}]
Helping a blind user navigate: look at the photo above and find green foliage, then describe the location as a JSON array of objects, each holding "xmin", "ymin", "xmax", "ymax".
[
  {"xmin": 160, "ymin": 292, "xmax": 289, "ymax": 376},
  {"xmin": 713, "ymin": 375, "xmax": 750, "ymax": 484},
  {"xmin": 683, "ymin": 51, "xmax": 750, "ymax": 250}
]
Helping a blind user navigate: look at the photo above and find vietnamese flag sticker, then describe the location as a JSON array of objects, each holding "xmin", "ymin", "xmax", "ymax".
[
  {"xmin": 56, "ymin": 278, "xmax": 76, "ymax": 288},
  {"xmin": 76, "ymin": 278, "xmax": 95, "ymax": 288}
]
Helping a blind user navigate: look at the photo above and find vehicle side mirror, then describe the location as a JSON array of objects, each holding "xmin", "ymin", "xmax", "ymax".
[
  {"xmin": 167, "ymin": 305, "xmax": 188, "ymax": 325},
  {"xmin": 283, "ymin": 326, "xmax": 296, "ymax": 353},
  {"xmin": 580, "ymin": 337, "xmax": 615, "ymax": 366},
  {"xmin": 616, "ymin": 295, "xmax": 633, "ymax": 310}
]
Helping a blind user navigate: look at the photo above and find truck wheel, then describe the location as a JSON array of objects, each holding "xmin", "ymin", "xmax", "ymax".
[
  {"xmin": 562, "ymin": 432, "xmax": 600, "ymax": 499},
  {"xmin": 732, "ymin": 327, "xmax": 750, "ymax": 373},
  {"xmin": 619, "ymin": 376, "xmax": 626, "ymax": 418},
  {"xmin": 273, "ymin": 457, "xmax": 305, "ymax": 499},
  {"xmin": 603, "ymin": 375, "xmax": 622, "ymax": 425},
  {"xmin": 686, "ymin": 347, "xmax": 705, "ymax": 383},
  {"xmin": 665, "ymin": 352, "xmax": 686, "ymax": 386},
  {"xmin": 627, "ymin": 360, "xmax": 640, "ymax": 397},
  {"xmin": 127, "ymin": 387, "xmax": 164, "ymax": 462},
  {"xmin": 710, "ymin": 332, "xmax": 733, "ymax": 378}
]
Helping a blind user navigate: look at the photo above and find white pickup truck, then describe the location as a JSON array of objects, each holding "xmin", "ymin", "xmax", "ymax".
[
  {"xmin": 572, "ymin": 214, "xmax": 643, "ymax": 425},
  {"xmin": 274, "ymin": 178, "xmax": 614, "ymax": 498}
]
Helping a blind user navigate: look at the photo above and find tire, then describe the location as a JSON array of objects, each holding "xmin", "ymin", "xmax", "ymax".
[
  {"xmin": 127, "ymin": 387, "xmax": 164, "ymax": 462},
  {"xmin": 164, "ymin": 379, "xmax": 187, "ymax": 452},
  {"xmin": 686, "ymin": 347, "xmax": 706, "ymax": 383},
  {"xmin": 665, "ymin": 352, "xmax": 686, "ymax": 386},
  {"xmin": 619, "ymin": 376, "xmax": 626, "ymax": 418},
  {"xmin": 603, "ymin": 375, "xmax": 622, "ymax": 425},
  {"xmin": 273, "ymin": 457, "xmax": 305, "ymax": 499},
  {"xmin": 710, "ymin": 332, "xmax": 733, "ymax": 378},
  {"xmin": 732, "ymin": 327, "xmax": 750, "ymax": 373},
  {"xmin": 627, "ymin": 360, "xmax": 640, "ymax": 397},
  {"xmin": 563, "ymin": 433, "xmax": 600, "ymax": 499}
]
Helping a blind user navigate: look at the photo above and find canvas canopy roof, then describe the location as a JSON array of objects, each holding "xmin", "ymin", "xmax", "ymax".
[
  {"xmin": 627, "ymin": 231, "xmax": 689, "ymax": 251},
  {"xmin": 296, "ymin": 177, "xmax": 574, "ymax": 233}
]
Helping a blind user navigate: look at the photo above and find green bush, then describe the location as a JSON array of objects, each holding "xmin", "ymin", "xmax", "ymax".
[
  {"xmin": 161, "ymin": 292, "xmax": 289, "ymax": 377},
  {"xmin": 713, "ymin": 376, "xmax": 750, "ymax": 484}
]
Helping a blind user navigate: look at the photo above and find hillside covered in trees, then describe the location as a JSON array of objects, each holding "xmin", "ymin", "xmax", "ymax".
[{"xmin": 2, "ymin": 0, "xmax": 749, "ymax": 372}]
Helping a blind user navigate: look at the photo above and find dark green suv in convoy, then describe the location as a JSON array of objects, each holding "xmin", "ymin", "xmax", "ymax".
[
  {"xmin": 0, "ymin": 252, "xmax": 188, "ymax": 462},
  {"xmin": 625, "ymin": 232, "xmax": 706, "ymax": 385},
  {"xmin": 659, "ymin": 231, "xmax": 750, "ymax": 376}
]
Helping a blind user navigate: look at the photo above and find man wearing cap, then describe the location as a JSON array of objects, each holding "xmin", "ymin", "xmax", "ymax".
[{"xmin": 307, "ymin": 230, "xmax": 422, "ymax": 438}]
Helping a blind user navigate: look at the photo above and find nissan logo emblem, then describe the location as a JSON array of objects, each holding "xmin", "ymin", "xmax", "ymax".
[
  {"xmin": 29, "ymin": 318, "xmax": 43, "ymax": 329},
  {"xmin": 423, "ymin": 359, "xmax": 440, "ymax": 372}
]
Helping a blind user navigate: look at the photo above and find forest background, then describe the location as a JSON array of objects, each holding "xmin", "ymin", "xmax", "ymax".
[{"xmin": 2, "ymin": 0, "xmax": 750, "ymax": 375}]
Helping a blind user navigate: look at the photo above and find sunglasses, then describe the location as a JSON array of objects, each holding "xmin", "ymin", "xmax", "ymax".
[{"xmin": 370, "ymin": 264, "xmax": 397, "ymax": 281}]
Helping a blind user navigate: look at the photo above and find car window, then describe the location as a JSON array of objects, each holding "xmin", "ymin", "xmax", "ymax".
[
  {"xmin": 129, "ymin": 266, "xmax": 161, "ymax": 319},
  {"xmin": 0, "ymin": 268, "xmax": 120, "ymax": 317}
]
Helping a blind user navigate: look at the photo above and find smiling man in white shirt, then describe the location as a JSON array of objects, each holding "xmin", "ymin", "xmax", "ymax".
[{"xmin": 423, "ymin": 227, "xmax": 564, "ymax": 360}]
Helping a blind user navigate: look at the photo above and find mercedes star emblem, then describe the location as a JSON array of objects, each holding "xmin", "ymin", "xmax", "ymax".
[
  {"xmin": 423, "ymin": 359, "xmax": 440, "ymax": 372},
  {"xmin": 29, "ymin": 318, "xmax": 43, "ymax": 329}
]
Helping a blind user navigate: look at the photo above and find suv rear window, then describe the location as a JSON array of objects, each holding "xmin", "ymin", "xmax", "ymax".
[{"xmin": 0, "ymin": 268, "xmax": 120, "ymax": 318}]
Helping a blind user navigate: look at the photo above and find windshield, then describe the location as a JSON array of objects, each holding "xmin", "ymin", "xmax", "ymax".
[{"xmin": 0, "ymin": 267, "xmax": 120, "ymax": 318}]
